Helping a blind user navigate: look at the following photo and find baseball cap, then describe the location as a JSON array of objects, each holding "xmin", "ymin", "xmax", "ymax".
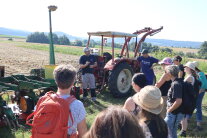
[
  {"xmin": 83, "ymin": 47, "xmax": 90, "ymax": 52},
  {"xmin": 141, "ymin": 49, "xmax": 149, "ymax": 54}
]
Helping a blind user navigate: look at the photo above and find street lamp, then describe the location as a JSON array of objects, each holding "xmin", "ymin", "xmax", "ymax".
[{"xmin": 48, "ymin": 5, "xmax": 57, "ymax": 65}]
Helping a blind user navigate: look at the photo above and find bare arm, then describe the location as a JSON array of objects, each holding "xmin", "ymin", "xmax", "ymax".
[
  {"xmin": 90, "ymin": 62, "xmax": 97, "ymax": 68},
  {"xmin": 123, "ymin": 97, "xmax": 135, "ymax": 112},
  {"xmin": 178, "ymin": 71, "xmax": 183, "ymax": 79},
  {"xmin": 80, "ymin": 62, "xmax": 90, "ymax": 69},
  {"xmin": 77, "ymin": 119, "xmax": 87, "ymax": 138},
  {"xmin": 185, "ymin": 76, "xmax": 193, "ymax": 83},
  {"xmin": 167, "ymin": 98, "xmax": 182, "ymax": 113},
  {"xmin": 155, "ymin": 73, "xmax": 168, "ymax": 88}
]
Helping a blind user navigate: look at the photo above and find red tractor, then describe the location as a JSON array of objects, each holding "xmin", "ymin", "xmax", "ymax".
[{"xmin": 77, "ymin": 27, "xmax": 163, "ymax": 97}]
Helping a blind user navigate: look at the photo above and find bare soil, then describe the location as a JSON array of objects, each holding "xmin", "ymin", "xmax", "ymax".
[{"xmin": 0, "ymin": 43, "xmax": 79, "ymax": 76}]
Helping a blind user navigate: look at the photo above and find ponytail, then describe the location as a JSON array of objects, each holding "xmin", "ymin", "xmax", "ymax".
[{"xmin": 191, "ymin": 69, "xmax": 198, "ymax": 80}]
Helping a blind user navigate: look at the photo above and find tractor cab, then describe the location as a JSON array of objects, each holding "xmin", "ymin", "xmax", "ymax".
[{"xmin": 87, "ymin": 31, "xmax": 137, "ymax": 59}]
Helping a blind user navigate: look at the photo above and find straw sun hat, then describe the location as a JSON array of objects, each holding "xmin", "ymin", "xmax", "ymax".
[
  {"xmin": 133, "ymin": 86, "xmax": 164, "ymax": 115},
  {"xmin": 184, "ymin": 61, "xmax": 196, "ymax": 71},
  {"xmin": 192, "ymin": 61, "xmax": 199, "ymax": 68}
]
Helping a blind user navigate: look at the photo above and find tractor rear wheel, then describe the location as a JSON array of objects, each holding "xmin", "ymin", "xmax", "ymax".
[{"xmin": 108, "ymin": 63, "xmax": 134, "ymax": 97}]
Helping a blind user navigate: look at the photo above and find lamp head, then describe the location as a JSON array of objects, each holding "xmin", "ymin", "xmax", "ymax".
[{"xmin": 48, "ymin": 5, "xmax": 57, "ymax": 11}]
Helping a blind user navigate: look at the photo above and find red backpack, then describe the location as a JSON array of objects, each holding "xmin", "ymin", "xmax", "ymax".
[{"xmin": 26, "ymin": 92, "xmax": 76, "ymax": 138}]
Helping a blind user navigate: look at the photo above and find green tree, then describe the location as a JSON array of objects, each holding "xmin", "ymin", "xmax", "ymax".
[
  {"xmin": 75, "ymin": 40, "xmax": 83, "ymax": 46},
  {"xmin": 8, "ymin": 38, "xmax": 13, "ymax": 41},
  {"xmin": 82, "ymin": 39, "xmax": 88, "ymax": 45},
  {"xmin": 58, "ymin": 35, "xmax": 70, "ymax": 45},
  {"xmin": 186, "ymin": 52, "xmax": 196, "ymax": 58},
  {"xmin": 26, "ymin": 32, "xmax": 49, "ymax": 44},
  {"xmin": 89, "ymin": 39, "xmax": 97, "ymax": 48},
  {"xmin": 141, "ymin": 42, "xmax": 148, "ymax": 50},
  {"xmin": 160, "ymin": 48, "xmax": 173, "ymax": 53},
  {"xmin": 175, "ymin": 51, "xmax": 185, "ymax": 57},
  {"xmin": 48, "ymin": 33, "xmax": 59, "ymax": 44},
  {"xmin": 198, "ymin": 41, "xmax": 207, "ymax": 57},
  {"xmin": 151, "ymin": 45, "xmax": 159, "ymax": 52},
  {"xmin": 140, "ymin": 42, "xmax": 160, "ymax": 53},
  {"xmin": 129, "ymin": 42, "xmax": 136, "ymax": 51}
]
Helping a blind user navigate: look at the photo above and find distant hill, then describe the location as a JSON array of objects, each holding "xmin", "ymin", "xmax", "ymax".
[
  {"xmin": 0, "ymin": 27, "xmax": 30, "ymax": 37},
  {"xmin": 0, "ymin": 27, "xmax": 202, "ymax": 48},
  {"xmin": 145, "ymin": 38, "xmax": 202, "ymax": 49}
]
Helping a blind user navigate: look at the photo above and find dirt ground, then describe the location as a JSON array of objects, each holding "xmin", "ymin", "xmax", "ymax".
[{"xmin": 0, "ymin": 43, "xmax": 79, "ymax": 76}]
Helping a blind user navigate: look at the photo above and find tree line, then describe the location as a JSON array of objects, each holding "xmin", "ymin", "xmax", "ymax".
[
  {"xmin": 26, "ymin": 32, "xmax": 94, "ymax": 47},
  {"xmin": 26, "ymin": 32, "xmax": 70, "ymax": 45}
]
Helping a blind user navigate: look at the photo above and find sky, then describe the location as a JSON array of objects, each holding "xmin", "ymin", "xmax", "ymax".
[{"xmin": 0, "ymin": 0, "xmax": 206, "ymax": 42}]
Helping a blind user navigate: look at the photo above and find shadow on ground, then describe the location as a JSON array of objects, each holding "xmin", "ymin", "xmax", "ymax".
[
  {"xmin": 183, "ymin": 104, "xmax": 207, "ymax": 137},
  {"xmin": 0, "ymin": 127, "xmax": 15, "ymax": 138},
  {"xmin": 83, "ymin": 89, "xmax": 131, "ymax": 113},
  {"xmin": 0, "ymin": 122, "xmax": 31, "ymax": 138}
]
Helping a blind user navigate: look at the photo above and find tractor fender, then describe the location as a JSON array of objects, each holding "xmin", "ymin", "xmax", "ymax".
[{"xmin": 104, "ymin": 58, "xmax": 134, "ymax": 71}]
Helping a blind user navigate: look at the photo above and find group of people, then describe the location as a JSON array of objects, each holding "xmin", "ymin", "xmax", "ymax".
[
  {"xmin": 155, "ymin": 56, "xmax": 207, "ymax": 137},
  {"xmin": 50, "ymin": 64, "xmax": 168, "ymax": 138},
  {"xmin": 138, "ymin": 51, "xmax": 207, "ymax": 137},
  {"xmin": 30, "ymin": 47, "xmax": 207, "ymax": 138},
  {"xmin": 78, "ymin": 48, "xmax": 206, "ymax": 138}
]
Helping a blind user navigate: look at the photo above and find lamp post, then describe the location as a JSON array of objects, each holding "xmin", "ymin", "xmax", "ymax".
[{"xmin": 48, "ymin": 5, "xmax": 57, "ymax": 65}]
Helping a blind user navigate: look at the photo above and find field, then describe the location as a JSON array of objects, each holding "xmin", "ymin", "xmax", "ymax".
[
  {"xmin": 0, "ymin": 35, "xmax": 25, "ymax": 39},
  {"xmin": 0, "ymin": 39, "xmax": 207, "ymax": 138},
  {"xmin": 161, "ymin": 46, "xmax": 199, "ymax": 54}
]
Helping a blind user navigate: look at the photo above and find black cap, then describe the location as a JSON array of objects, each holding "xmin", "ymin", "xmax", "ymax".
[
  {"xmin": 132, "ymin": 73, "xmax": 147, "ymax": 88},
  {"xmin": 141, "ymin": 49, "xmax": 148, "ymax": 54},
  {"xmin": 173, "ymin": 56, "xmax": 182, "ymax": 62}
]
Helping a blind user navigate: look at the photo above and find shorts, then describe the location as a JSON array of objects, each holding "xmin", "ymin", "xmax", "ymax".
[{"xmin": 82, "ymin": 73, "xmax": 96, "ymax": 89}]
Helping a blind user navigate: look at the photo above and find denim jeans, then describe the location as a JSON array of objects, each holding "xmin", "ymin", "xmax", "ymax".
[
  {"xmin": 196, "ymin": 92, "xmax": 205, "ymax": 122},
  {"xmin": 165, "ymin": 112, "xmax": 184, "ymax": 138}
]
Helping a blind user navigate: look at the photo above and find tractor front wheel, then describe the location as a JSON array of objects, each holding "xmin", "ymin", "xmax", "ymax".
[
  {"xmin": 19, "ymin": 96, "xmax": 34, "ymax": 114},
  {"xmin": 108, "ymin": 63, "xmax": 133, "ymax": 97}
]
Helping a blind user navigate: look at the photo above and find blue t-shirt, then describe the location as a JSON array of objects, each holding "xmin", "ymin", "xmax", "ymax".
[
  {"xmin": 79, "ymin": 55, "xmax": 97, "ymax": 75},
  {"xmin": 137, "ymin": 56, "xmax": 159, "ymax": 84}
]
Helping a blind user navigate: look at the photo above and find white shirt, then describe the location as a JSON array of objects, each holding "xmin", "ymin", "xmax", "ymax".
[
  {"xmin": 184, "ymin": 75, "xmax": 195, "ymax": 85},
  {"xmin": 60, "ymin": 95, "xmax": 86, "ymax": 135}
]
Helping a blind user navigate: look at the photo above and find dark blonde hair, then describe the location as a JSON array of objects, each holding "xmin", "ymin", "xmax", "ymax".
[
  {"xmin": 190, "ymin": 69, "xmax": 198, "ymax": 79},
  {"xmin": 138, "ymin": 108, "xmax": 168, "ymax": 137},
  {"xmin": 84, "ymin": 106, "xmax": 144, "ymax": 138}
]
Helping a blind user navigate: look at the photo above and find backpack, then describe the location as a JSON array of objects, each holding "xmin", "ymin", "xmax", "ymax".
[
  {"xmin": 193, "ymin": 78, "xmax": 202, "ymax": 97},
  {"xmin": 179, "ymin": 79, "xmax": 200, "ymax": 114},
  {"xmin": 26, "ymin": 92, "xmax": 76, "ymax": 138}
]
